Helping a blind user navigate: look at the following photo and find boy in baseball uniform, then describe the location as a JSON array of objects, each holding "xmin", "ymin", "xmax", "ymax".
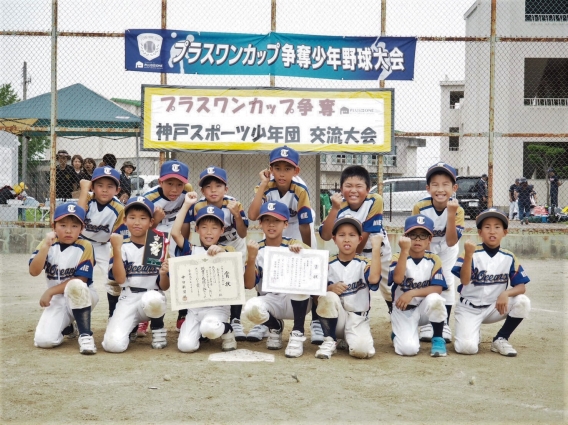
[
  {"xmin": 77, "ymin": 166, "xmax": 125, "ymax": 319},
  {"xmin": 184, "ymin": 166, "xmax": 249, "ymax": 341},
  {"xmin": 102, "ymin": 197, "xmax": 170, "ymax": 352},
  {"xmin": 412, "ymin": 162, "xmax": 464, "ymax": 343},
  {"xmin": 389, "ymin": 215, "xmax": 448, "ymax": 357},
  {"xmin": 243, "ymin": 201, "xmax": 312, "ymax": 358},
  {"xmin": 171, "ymin": 193, "xmax": 238, "ymax": 353},
  {"xmin": 247, "ymin": 147, "xmax": 323, "ymax": 345},
  {"xmin": 315, "ymin": 216, "xmax": 382, "ymax": 360},
  {"xmin": 452, "ymin": 209, "xmax": 530, "ymax": 357},
  {"xmin": 29, "ymin": 203, "xmax": 98, "ymax": 354}
]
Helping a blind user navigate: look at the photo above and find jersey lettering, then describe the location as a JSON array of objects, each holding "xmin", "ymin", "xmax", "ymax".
[{"xmin": 471, "ymin": 268, "xmax": 508, "ymax": 285}]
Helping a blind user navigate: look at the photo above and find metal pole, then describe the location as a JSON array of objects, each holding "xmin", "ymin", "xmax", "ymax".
[
  {"xmin": 270, "ymin": 0, "xmax": 276, "ymax": 87},
  {"xmin": 159, "ymin": 0, "xmax": 167, "ymax": 168},
  {"xmin": 377, "ymin": 0, "xmax": 387, "ymax": 197},
  {"xmin": 49, "ymin": 0, "xmax": 58, "ymax": 225},
  {"xmin": 487, "ymin": 0, "xmax": 496, "ymax": 207},
  {"xmin": 21, "ymin": 61, "xmax": 28, "ymax": 183}
]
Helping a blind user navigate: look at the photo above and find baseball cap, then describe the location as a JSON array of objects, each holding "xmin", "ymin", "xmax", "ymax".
[
  {"xmin": 195, "ymin": 205, "xmax": 225, "ymax": 226},
  {"xmin": 198, "ymin": 166, "xmax": 227, "ymax": 187},
  {"xmin": 258, "ymin": 201, "xmax": 290, "ymax": 221},
  {"xmin": 160, "ymin": 160, "xmax": 189, "ymax": 184},
  {"xmin": 426, "ymin": 162, "xmax": 457, "ymax": 184},
  {"xmin": 519, "ymin": 177, "xmax": 527, "ymax": 184},
  {"xmin": 121, "ymin": 160, "xmax": 136, "ymax": 172},
  {"xmin": 476, "ymin": 208, "xmax": 508, "ymax": 229},
  {"xmin": 548, "ymin": 168, "xmax": 555, "ymax": 173},
  {"xmin": 481, "ymin": 173, "xmax": 488, "ymax": 178},
  {"xmin": 332, "ymin": 214, "xmax": 363, "ymax": 235},
  {"xmin": 54, "ymin": 202, "xmax": 86, "ymax": 225},
  {"xmin": 269, "ymin": 147, "xmax": 300, "ymax": 167},
  {"xmin": 124, "ymin": 196, "xmax": 154, "ymax": 217},
  {"xmin": 91, "ymin": 166, "xmax": 121, "ymax": 186},
  {"xmin": 404, "ymin": 214, "xmax": 434, "ymax": 235},
  {"xmin": 56, "ymin": 150, "xmax": 70, "ymax": 159}
]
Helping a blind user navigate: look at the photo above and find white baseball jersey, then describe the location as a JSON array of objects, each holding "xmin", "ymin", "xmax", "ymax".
[
  {"xmin": 81, "ymin": 193, "xmax": 125, "ymax": 243},
  {"xmin": 256, "ymin": 176, "xmax": 313, "ymax": 241},
  {"xmin": 185, "ymin": 195, "xmax": 248, "ymax": 256},
  {"xmin": 175, "ymin": 238, "xmax": 236, "ymax": 257},
  {"xmin": 388, "ymin": 251, "xmax": 447, "ymax": 307},
  {"xmin": 452, "ymin": 244, "xmax": 530, "ymax": 306},
  {"xmin": 253, "ymin": 237, "xmax": 308, "ymax": 295},
  {"xmin": 327, "ymin": 254, "xmax": 376, "ymax": 313},
  {"xmin": 30, "ymin": 238, "xmax": 94, "ymax": 288},
  {"xmin": 144, "ymin": 184, "xmax": 193, "ymax": 233},
  {"xmin": 108, "ymin": 239, "xmax": 161, "ymax": 291}
]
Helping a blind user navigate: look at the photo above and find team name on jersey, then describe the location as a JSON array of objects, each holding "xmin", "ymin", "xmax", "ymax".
[
  {"xmin": 471, "ymin": 268, "xmax": 508, "ymax": 285},
  {"xmin": 84, "ymin": 218, "xmax": 110, "ymax": 234},
  {"xmin": 432, "ymin": 229, "xmax": 446, "ymax": 238},
  {"xmin": 44, "ymin": 262, "xmax": 76, "ymax": 280},
  {"xmin": 288, "ymin": 208, "xmax": 297, "ymax": 217},
  {"xmin": 400, "ymin": 277, "xmax": 431, "ymax": 291},
  {"xmin": 373, "ymin": 219, "xmax": 382, "ymax": 227},
  {"xmin": 163, "ymin": 205, "xmax": 182, "ymax": 216},
  {"xmin": 124, "ymin": 261, "xmax": 159, "ymax": 276},
  {"xmin": 344, "ymin": 279, "xmax": 367, "ymax": 294}
]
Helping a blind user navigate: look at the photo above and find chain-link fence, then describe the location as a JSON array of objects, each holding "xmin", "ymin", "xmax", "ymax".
[{"xmin": 1, "ymin": 0, "xmax": 566, "ymax": 226}]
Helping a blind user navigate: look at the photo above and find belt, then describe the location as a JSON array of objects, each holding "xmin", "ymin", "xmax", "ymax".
[
  {"xmin": 124, "ymin": 287, "xmax": 148, "ymax": 293},
  {"xmin": 404, "ymin": 304, "xmax": 418, "ymax": 310},
  {"xmin": 460, "ymin": 297, "xmax": 490, "ymax": 309},
  {"xmin": 353, "ymin": 311, "xmax": 369, "ymax": 317}
]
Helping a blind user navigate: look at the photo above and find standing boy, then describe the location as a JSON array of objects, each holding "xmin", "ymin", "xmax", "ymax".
[
  {"xmin": 102, "ymin": 197, "xmax": 170, "ymax": 352},
  {"xmin": 515, "ymin": 177, "xmax": 534, "ymax": 225},
  {"xmin": 389, "ymin": 215, "xmax": 448, "ymax": 357},
  {"xmin": 172, "ymin": 193, "xmax": 238, "ymax": 353},
  {"xmin": 315, "ymin": 216, "xmax": 382, "ymax": 360},
  {"xmin": 184, "ymin": 166, "xmax": 249, "ymax": 340},
  {"xmin": 412, "ymin": 162, "xmax": 464, "ymax": 342},
  {"xmin": 243, "ymin": 201, "xmax": 312, "ymax": 358},
  {"xmin": 29, "ymin": 203, "xmax": 98, "ymax": 354},
  {"xmin": 452, "ymin": 209, "xmax": 530, "ymax": 357}
]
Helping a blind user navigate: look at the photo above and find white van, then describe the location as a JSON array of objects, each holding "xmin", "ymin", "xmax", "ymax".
[{"xmin": 370, "ymin": 177, "xmax": 428, "ymax": 212}]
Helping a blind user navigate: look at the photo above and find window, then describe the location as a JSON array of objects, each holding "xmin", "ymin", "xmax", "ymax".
[
  {"xmin": 525, "ymin": 0, "xmax": 568, "ymax": 21},
  {"xmin": 368, "ymin": 147, "xmax": 396, "ymax": 167},
  {"xmin": 524, "ymin": 58, "xmax": 568, "ymax": 106},
  {"xmin": 369, "ymin": 154, "xmax": 378, "ymax": 166},
  {"xmin": 320, "ymin": 154, "xmax": 327, "ymax": 164},
  {"xmin": 384, "ymin": 155, "xmax": 397, "ymax": 167},
  {"xmin": 332, "ymin": 154, "xmax": 346, "ymax": 164},
  {"xmin": 449, "ymin": 127, "xmax": 460, "ymax": 151},
  {"xmin": 449, "ymin": 91, "xmax": 464, "ymax": 109}
]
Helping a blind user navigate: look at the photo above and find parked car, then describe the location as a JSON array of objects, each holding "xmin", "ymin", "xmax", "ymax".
[
  {"xmin": 370, "ymin": 177, "xmax": 429, "ymax": 212},
  {"xmin": 455, "ymin": 175, "xmax": 483, "ymax": 219},
  {"xmin": 131, "ymin": 175, "xmax": 159, "ymax": 196}
]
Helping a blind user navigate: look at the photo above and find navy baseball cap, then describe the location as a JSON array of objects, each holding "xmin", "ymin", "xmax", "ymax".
[
  {"xmin": 426, "ymin": 162, "xmax": 457, "ymax": 184},
  {"xmin": 404, "ymin": 214, "xmax": 434, "ymax": 235},
  {"xmin": 332, "ymin": 214, "xmax": 362, "ymax": 235},
  {"xmin": 198, "ymin": 166, "xmax": 227, "ymax": 187},
  {"xmin": 519, "ymin": 177, "xmax": 527, "ymax": 183},
  {"xmin": 54, "ymin": 202, "xmax": 86, "ymax": 225},
  {"xmin": 476, "ymin": 208, "xmax": 508, "ymax": 229},
  {"xmin": 269, "ymin": 147, "xmax": 299, "ymax": 167},
  {"xmin": 258, "ymin": 201, "xmax": 290, "ymax": 221},
  {"xmin": 195, "ymin": 205, "xmax": 225, "ymax": 226},
  {"xmin": 160, "ymin": 160, "xmax": 189, "ymax": 184},
  {"xmin": 124, "ymin": 196, "xmax": 154, "ymax": 217},
  {"xmin": 91, "ymin": 166, "xmax": 121, "ymax": 186}
]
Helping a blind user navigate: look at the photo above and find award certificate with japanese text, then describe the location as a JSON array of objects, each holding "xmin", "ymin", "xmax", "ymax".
[
  {"xmin": 262, "ymin": 247, "xmax": 329, "ymax": 296},
  {"xmin": 169, "ymin": 252, "xmax": 245, "ymax": 310}
]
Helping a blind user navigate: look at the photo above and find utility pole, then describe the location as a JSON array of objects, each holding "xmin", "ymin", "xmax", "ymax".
[{"xmin": 21, "ymin": 61, "xmax": 31, "ymax": 183}]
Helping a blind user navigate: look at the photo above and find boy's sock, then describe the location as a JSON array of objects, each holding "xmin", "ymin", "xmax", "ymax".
[
  {"xmin": 311, "ymin": 300, "xmax": 320, "ymax": 321},
  {"xmin": 446, "ymin": 305, "xmax": 452, "ymax": 324},
  {"xmin": 431, "ymin": 321, "xmax": 444, "ymax": 338},
  {"xmin": 291, "ymin": 299, "xmax": 309, "ymax": 333},
  {"xmin": 107, "ymin": 293, "xmax": 119, "ymax": 318},
  {"xmin": 494, "ymin": 316, "xmax": 523, "ymax": 341},
  {"xmin": 178, "ymin": 309, "xmax": 188, "ymax": 320},
  {"xmin": 230, "ymin": 304, "xmax": 242, "ymax": 321},
  {"xmin": 223, "ymin": 322, "xmax": 232, "ymax": 334},
  {"xmin": 72, "ymin": 307, "xmax": 92, "ymax": 336},
  {"xmin": 319, "ymin": 317, "xmax": 338, "ymax": 341},
  {"xmin": 263, "ymin": 313, "xmax": 283, "ymax": 331},
  {"xmin": 150, "ymin": 315, "xmax": 165, "ymax": 330},
  {"xmin": 386, "ymin": 300, "xmax": 393, "ymax": 314}
]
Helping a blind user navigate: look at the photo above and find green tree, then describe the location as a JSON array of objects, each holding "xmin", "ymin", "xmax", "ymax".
[{"xmin": 526, "ymin": 144, "xmax": 566, "ymax": 205}]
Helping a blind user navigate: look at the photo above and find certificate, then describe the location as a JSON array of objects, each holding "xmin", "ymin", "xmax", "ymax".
[
  {"xmin": 262, "ymin": 247, "xmax": 329, "ymax": 296},
  {"xmin": 169, "ymin": 252, "xmax": 245, "ymax": 310}
]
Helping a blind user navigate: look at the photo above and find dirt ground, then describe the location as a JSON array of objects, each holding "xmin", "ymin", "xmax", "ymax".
[{"xmin": 1, "ymin": 254, "xmax": 566, "ymax": 424}]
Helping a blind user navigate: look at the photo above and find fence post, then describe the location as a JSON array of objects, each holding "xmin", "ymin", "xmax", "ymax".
[
  {"xmin": 377, "ymin": 0, "xmax": 387, "ymax": 197},
  {"xmin": 159, "ymin": 0, "xmax": 168, "ymax": 168},
  {"xmin": 487, "ymin": 0, "xmax": 497, "ymax": 207},
  {"xmin": 49, "ymin": 0, "xmax": 58, "ymax": 224}
]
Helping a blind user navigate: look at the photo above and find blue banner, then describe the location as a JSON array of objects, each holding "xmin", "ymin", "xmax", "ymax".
[{"xmin": 125, "ymin": 29, "xmax": 416, "ymax": 81}]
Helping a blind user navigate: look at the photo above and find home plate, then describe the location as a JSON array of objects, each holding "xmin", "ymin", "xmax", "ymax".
[{"xmin": 208, "ymin": 349, "xmax": 275, "ymax": 362}]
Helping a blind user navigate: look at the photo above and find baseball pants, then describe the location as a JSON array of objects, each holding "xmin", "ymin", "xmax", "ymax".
[
  {"xmin": 430, "ymin": 242, "xmax": 458, "ymax": 306},
  {"xmin": 178, "ymin": 305, "xmax": 230, "ymax": 352},
  {"xmin": 509, "ymin": 201, "xmax": 518, "ymax": 219},
  {"xmin": 243, "ymin": 292, "xmax": 312, "ymax": 325}
]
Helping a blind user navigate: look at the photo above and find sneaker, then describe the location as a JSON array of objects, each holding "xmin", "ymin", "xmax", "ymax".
[
  {"xmin": 231, "ymin": 318, "xmax": 247, "ymax": 342},
  {"xmin": 491, "ymin": 337, "xmax": 517, "ymax": 357},
  {"xmin": 137, "ymin": 321, "xmax": 149, "ymax": 337},
  {"xmin": 176, "ymin": 317, "xmax": 186, "ymax": 333},
  {"xmin": 62, "ymin": 323, "xmax": 77, "ymax": 339},
  {"xmin": 266, "ymin": 320, "xmax": 284, "ymax": 350},
  {"xmin": 315, "ymin": 336, "xmax": 337, "ymax": 359},
  {"xmin": 129, "ymin": 326, "xmax": 138, "ymax": 343},
  {"xmin": 431, "ymin": 336, "xmax": 447, "ymax": 357},
  {"xmin": 419, "ymin": 324, "xmax": 433, "ymax": 342},
  {"xmin": 285, "ymin": 330, "xmax": 306, "ymax": 358},
  {"xmin": 443, "ymin": 323, "xmax": 452, "ymax": 343},
  {"xmin": 78, "ymin": 334, "xmax": 96, "ymax": 355},
  {"xmin": 221, "ymin": 331, "xmax": 237, "ymax": 352},
  {"xmin": 199, "ymin": 335, "xmax": 210, "ymax": 343},
  {"xmin": 247, "ymin": 324, "xmax": 269, "ymax": 342},
  {"xmin": 337, "ymin": 339, "xmax": 349, "ymax": 351},
  {"xmin": 310, "ymin": 320, "xmax": 325, "ymax": 345},
  {"xmin": 151, "ymin": 328, "xmax": 167, "ymax": 349}
]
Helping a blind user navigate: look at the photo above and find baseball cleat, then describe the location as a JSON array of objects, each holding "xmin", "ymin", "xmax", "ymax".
[
  {"xmin": 246, "ymin": 324, "xmax": 269, "ymax": 342},
  {"xmin": 62, "ymin": 323, "xmax": 78, "ymax": 339},
  {"xmin": 315, "ymin": 337, "xmax": 337, "ymax": 359},
  {"xmin": 310, "ymin": 320, "xmax": 324, "ymax": 345},
  {"xmin": 443, "ymin": 323, "xmax": 452, "ymax": 343},
  {"xmin": 266, "ymin": 320, "xmax": 284, "ymax": 350},
  {"xmin": 419, "ymin": 324, "xmax": 433, "ymax": 342},
  {"xmin": 151, "ymin": 328, "xmax": 167, "ymax": 349},
  {"xmin": 337, "ymin": 339, "xmax": 349, "ymax": 351},
  {"xmin": 78, "ymin": 334, "xmax": 97, "ymax": 355},
  {"xmin": 137, "ymin": 321, "xmax": 149, "ymax": 337},
  {"xmin": 285, "ymin": 330, "xmax": 306, "ymax": 358},
  {"xmin": 491, "ymin": 337, "xmax": 517, "ymax": 357},
  {"xmin": 129, "ymin": 326, "xmax": 138, "ymax": 343},
  {"xmin": 221, "ymin": 331, "xmax": 237, "ymax": 352},
  {"xmin": 230, "ymin": 318, "xmax": 247, "ymax": 341},
  {"xmin": 431, "ymin": 337, "xmax": 447, "ymax": 357}
]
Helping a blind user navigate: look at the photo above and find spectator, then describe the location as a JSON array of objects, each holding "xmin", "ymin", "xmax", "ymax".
[
  {"xmin": 71, "ymin": 155, "xmax": 84, "ymax": 177},
  {"xmin": 55, "ymin": 150, "xmax": 80, "ymax": 199},
  {"xmin": 509, "ymin": 178, "xmax": 519, "ymax": 220},
  {"xmin": 99, "ymin": 153, "xmax": 117, "ymax": 169},
  {"xmin": 81, "ymin": 157, "xmax": 97, "ymax": 180},
  {"xmin": 515, "ymin": 177, "xmax": 535, "ymax": 225},
  {"xmin": 475, "ymin": 173, "xmax": 488, "ymax": 209},
  {"xmin": 548, "ymin": 168, "xmax": 563, "ymax": 211},
  {"xmin": 118, "ymin": 160, "xmax": 136, "ymax": 203}
]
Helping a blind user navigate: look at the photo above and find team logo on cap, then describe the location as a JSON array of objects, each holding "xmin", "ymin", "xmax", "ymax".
[
  {"xmin": 104, "ymin": 167, "xmax": 112, "ymax": 175},
  {"xmin": 207, "ymin": 167, "xmax": 215, "ymax": 174},
  {"xmin": 137, "ymin": 196, "xmax": 145, "ymax": 203},
  {"xmin": 67, "ymin": 205, "xmax": 76, "ymax": 213},
  {"xmin": 172, "ymin": 163, "xmax": 180, "ymax": 172},
  {"xmin": 489, "ymin": 208, "xmax": 497, "ymax": 212},
  {"xmin": 280, "ymin": 149, "xmax": 289, "ymax": 157},
  {"xmin": 437, "ymin": 162, "xmax": 445, "ymax": 167},
  {"xmin": 207, "ymin": 206, "xmax": 215, "ymax": 214},
  {"xmin": 267, "ymin": 203, "xmax": 276, "ymax": 211},
  {"xmin": 417, "ymin": 216, "xmax": 425, "ymax": 224}
]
